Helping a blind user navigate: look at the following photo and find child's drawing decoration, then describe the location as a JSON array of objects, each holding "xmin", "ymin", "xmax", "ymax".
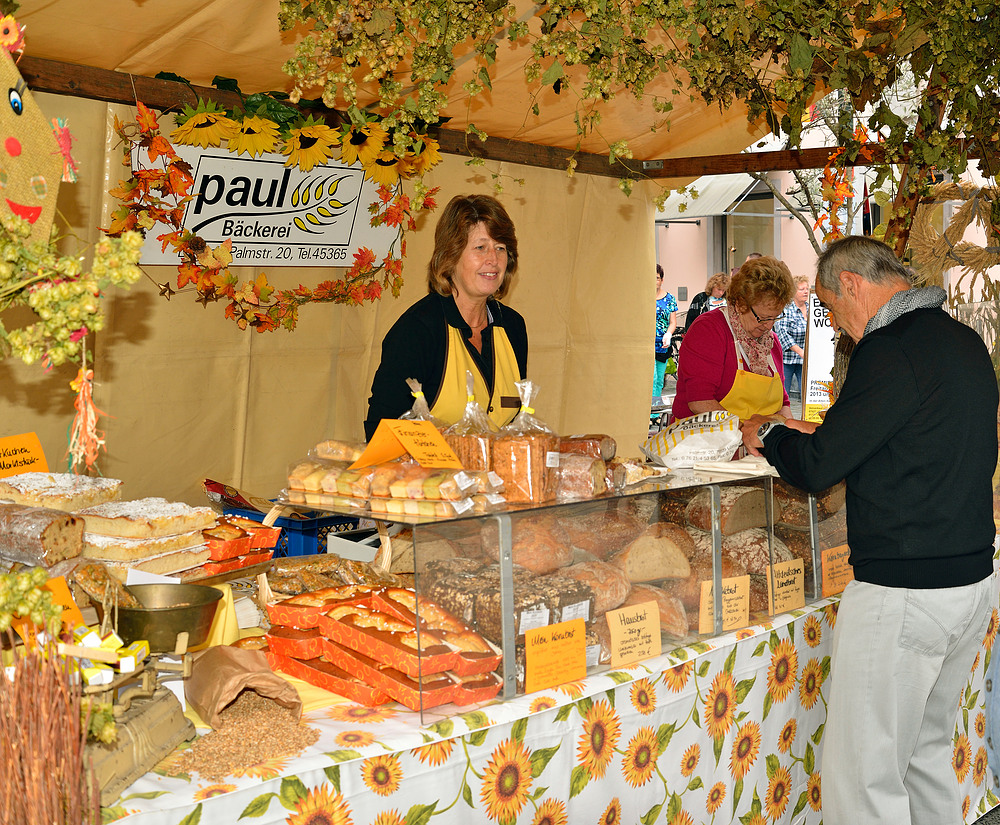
[{"xmin": 0, "ymin": 17, "xmax": 66, "ymax": 243}]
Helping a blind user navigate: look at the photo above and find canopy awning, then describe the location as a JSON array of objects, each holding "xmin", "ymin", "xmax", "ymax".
[{"xmin": 655, "ymin": 174, "xmax": 760, "ymax": 221}]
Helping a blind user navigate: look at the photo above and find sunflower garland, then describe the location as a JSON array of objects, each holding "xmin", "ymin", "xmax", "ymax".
[{"xmin": 108, "ymin": 98, "xmax": 441, "ymax": 333}]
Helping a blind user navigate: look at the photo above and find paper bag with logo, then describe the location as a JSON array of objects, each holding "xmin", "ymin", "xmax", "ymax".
[
  {"xmin": 185, "ymin": 646, "xmax": 302, "ymax": 729},
  {"xmin": 641, "ymin": 410, "xmax": 742, "ymax": 469}
]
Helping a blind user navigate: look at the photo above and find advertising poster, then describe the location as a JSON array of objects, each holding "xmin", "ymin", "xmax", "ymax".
[{"xmin": 802, "ymin": 291, "xmax": 837, "ymax": 423}]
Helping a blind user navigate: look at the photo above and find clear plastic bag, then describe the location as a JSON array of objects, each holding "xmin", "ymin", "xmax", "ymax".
[
  {"xmin": 493, "ymin": 380, "xmax": 561, "ymax": 503},
  {"xmin": 399, "ymin": 377, "xmax": 447, "ymax": 429},
  {"xmin": 443, "ymin": 371, "xmax": 497, "ymax": 470}
]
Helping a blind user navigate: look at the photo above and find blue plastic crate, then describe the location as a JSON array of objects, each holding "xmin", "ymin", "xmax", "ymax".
[{"xmin": 224, "ymin": 507, "xmax": 362, "ymax": 557}]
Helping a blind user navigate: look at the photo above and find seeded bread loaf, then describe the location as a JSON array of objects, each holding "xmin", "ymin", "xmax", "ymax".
[
  {"xmin": 0, "ymin": 503, "xmax": 84, "ymax": 566},
  {"xmin": 492, "ymin": 433, "xmax": 560, "ymax": 504}
]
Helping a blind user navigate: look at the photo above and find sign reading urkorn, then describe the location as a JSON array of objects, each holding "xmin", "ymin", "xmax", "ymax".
[{"xmin": 137, "ymin": 147, "xmax": 400, "ymax": 267}]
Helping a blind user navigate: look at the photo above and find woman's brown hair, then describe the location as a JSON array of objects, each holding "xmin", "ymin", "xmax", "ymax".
[
  {"xmin": 427, "ymin": 195, "xmax": 519, "ymax": 300},
  {"xmin": 727, "ymin": 256, "xmax": 794, "ymax": 311}
]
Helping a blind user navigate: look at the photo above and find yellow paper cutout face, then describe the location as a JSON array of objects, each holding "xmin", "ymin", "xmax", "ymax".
[{"xmin": 0, "ymin": 48, "xmax": 62, "ymax": 243}]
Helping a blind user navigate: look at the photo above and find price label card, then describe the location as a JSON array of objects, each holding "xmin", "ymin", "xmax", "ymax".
[
  {"xmin": 351, "ymin": 419, "xmax": 461, "ymax": 469},
  {"xmin": 822, "ymin": 543, "xmax": 854, "ymax": 597},
  {"xmin": 765, "ymin": 559, "xmax": 806, "ymax": 613},
  {"xmin": 524, "ymin": 619, "xmax": 587, "ymax": 694},
  {"xmin": 698, "ymin": 575, "xmax": 750, "ymax": 635},
  {"xmin": 0, "ymin": 431, "xmax": 47, "ymax": 477},
  {"xmin": 606, "ymin": 601, "xmax": 660, "ymax": 667}
]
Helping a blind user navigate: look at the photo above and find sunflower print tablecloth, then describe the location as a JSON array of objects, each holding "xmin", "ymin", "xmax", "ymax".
[{"xmin": 104, "ymin": 597, "xmax": 1000, "ymax": 824}]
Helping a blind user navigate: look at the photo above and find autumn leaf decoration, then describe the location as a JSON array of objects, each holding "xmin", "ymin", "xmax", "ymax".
[
  {"xmin": 814, "ymin": 125, "xmax": 877, "ymax": 244},
  {"xmin": 107, "ymin": 101, "xmax": 440, "ymax": 332}
]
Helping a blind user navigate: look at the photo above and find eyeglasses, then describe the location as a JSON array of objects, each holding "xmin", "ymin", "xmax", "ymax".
[{"xmin": 748, "ymin": 305, "xmax": 782, "ymax": 324}]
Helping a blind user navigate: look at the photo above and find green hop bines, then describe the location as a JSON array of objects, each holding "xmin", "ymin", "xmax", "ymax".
[
  {"xmin": 0, "ymin": 568, "xmax": 62, "ymax": 636},
  {"xmin": 0, "ymin": 220, "xmax": 143, "ymax": 368}
]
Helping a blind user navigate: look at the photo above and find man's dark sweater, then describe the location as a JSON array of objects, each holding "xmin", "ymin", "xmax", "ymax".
[{"xmin": 764, "ymin": 306, "xmax": 998, "ymax": 589}]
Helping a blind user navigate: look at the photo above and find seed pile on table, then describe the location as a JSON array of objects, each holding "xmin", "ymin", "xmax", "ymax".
[{"xmin": 174, "ymin": 689, "xmax": 319, "ymax": 781}]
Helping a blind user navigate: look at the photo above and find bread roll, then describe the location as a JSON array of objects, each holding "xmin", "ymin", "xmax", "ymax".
[
  {"xmin": 622, "ymin": 583, "xmax": 688, "ymax": 638},
  {"xmin": 562, "ymin": 560, "xmax": 631, "ymax": 614},
  {"xmin": 686, "ymin": 486, "xmax": 774, "ymax": 534},
  {"xmin": 0, "ymin": 503, "xmax": 84, "ymax": 566},
  {"xmin": 609, "ymin": 522, "xmax": 693, "ymax": 582}
]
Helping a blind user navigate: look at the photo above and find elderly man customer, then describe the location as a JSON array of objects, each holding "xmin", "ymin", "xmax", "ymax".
[{"xmin": 743, "ymin": 235, "xmax": 998, "ymax": 825}]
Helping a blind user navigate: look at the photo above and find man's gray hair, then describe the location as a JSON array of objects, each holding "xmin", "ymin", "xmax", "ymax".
[{"xmin": 816, "ymin": 236, "xmax": 912, "ymax": 296}]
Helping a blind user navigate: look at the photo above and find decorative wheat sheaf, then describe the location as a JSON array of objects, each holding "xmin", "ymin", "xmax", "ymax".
[{"xmin": 290, "ymin": 174, "xmax": 353, "ymax": 234}]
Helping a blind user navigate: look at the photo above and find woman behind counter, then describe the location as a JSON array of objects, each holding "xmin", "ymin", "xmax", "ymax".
[
  {"xmin": 672, "ymin": 256, "xmax": 794, "ymax": 423},
  {"xmin": 364, "ymin": 194, "xmax": 528, "ymax": 440}
]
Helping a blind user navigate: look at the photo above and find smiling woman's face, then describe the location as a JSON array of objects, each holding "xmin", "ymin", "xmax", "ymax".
[{"xmin": 452, "ymin": 221, "xmax": 508, "ymax": 304}]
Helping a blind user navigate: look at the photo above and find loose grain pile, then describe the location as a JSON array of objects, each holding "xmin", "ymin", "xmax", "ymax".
[{"xmin": 174, "ymin": 689, "xmax": 318, "ymax": 781}]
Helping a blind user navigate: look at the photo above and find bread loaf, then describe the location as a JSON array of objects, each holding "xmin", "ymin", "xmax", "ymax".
[
  {"xmin": 555, "ymin": 453, "xmax": 608, "ymax": 501},
  {"xmin": 78, "ymin": 498, "xmax": 216, "ymax": 539},
  {"xmin": 621, "ymin": 583, "xmax": 688, "ymax": 638},
  {"xmin": 560, "ymin": 434, "xmax": 617, "ymax": 461},
  {"xmin": 492, "ymin": 433, "xmax": 560, "ymax": 504},
  {"xmin": 685, "ymin": 486, "xmax": 772, "ymax": 534},
  {"xmin": 0, "ymin": 472, "xmax": 122, "ymax": 511},
  {"xmin": 444, "ymin": 432, "xmax": 493, "ymax": 471},
  {"xmin": 562, "ymin": 560, "xmax": 631, "ymax": 614},
  {"xmin": 558, "ymin": 508, "xmax": 647, "ymax": 559},
  {"xmin": 721, "ymin": 528, "xmax": 793, "ymax": 574},
  {"xmin": 480, "ymin": 514, "xmax": 571, "ymax": 572},
  {"xmin": 774, "ymin": 523, "xmax": 814, "ymax": 583},
  {"xmin": 0, "ymin": 503, "xmax": 84, "ymax": 565},
  {"xmin": 660, "ymin": 554, "xmax": 748, "ymax": 612},
  {"xmin": 609, "ymin": 522, "xmax": 693, "ymax": 582}
]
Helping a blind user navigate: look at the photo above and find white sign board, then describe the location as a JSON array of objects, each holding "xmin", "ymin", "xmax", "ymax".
[
  {"xmin": 802, "ymin": 291, "xmax": 837, "ymax": 423},
  {"xmin": 136, "ymin": 148, "xmax": 399, "ymax": 267}
]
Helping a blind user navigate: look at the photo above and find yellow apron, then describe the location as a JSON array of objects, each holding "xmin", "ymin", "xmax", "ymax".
[
  {"xmin": 430, "ymin": 325, "xmax": 522, "ymax": 429},
  {"xmin": 718, "ymin": 312, "xmax": 784, "ymax": 420}
]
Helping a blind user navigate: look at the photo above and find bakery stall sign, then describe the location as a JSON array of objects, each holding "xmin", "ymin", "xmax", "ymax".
[{"xmin": 135, "ymin": 147, "xmax": 399, "ymax": 268}]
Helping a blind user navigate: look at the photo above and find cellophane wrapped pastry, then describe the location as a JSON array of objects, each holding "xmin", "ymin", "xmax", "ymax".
[
  {"xmin": 443, "ymin": 370, "xmax": 498, "ymax": 471},
  {"xmin": 491, "ymin": 380, "xmax": 561, "ymax": 504}
]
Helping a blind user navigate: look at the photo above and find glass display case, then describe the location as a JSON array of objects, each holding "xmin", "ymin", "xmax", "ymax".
[{"xmin": 272, "ymin": 468, "xmax": 841, "ymax": 717}]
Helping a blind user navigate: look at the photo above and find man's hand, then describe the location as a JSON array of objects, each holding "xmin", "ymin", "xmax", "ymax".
[{"xmin": 740, "ymin": 415, "xmax": 771, "ymax": 457}]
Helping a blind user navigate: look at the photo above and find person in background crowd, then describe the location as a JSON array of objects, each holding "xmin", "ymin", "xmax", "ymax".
[
  {"xmin": 653, "ymin": 263, "xmax": 678, "ymax": 399},
  {"xmin": 672, "ymin": 256, "xmax": 793, "ymax": 422},
  {"xmin": 684, "ymin": 271, "xmax": 729, "ymax": 332},
  {"xmin": 742, "ymin": 235, "xmax": 998, "ymax": 825},
  {"xmin": 745, "ymin": 251, "xmax": 763, "ymax": 262},
  {"xmin": 773, "ymin": 275, "xmax": 809, "ymax": 398},
  {"xmin": 365, "ymin": 194, "xmax": 528, "ymax": 439}
]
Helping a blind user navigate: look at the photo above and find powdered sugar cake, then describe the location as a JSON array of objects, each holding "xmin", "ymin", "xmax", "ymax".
[
  {"xmin": 0, "ymin": 472, "xmax": 123, "ymax": 511},
  {"xmin": 77, "ymin": 497, "xmax": 216, "ymax": 538}
]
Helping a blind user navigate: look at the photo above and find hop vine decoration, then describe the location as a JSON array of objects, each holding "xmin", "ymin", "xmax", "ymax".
[
  {"xmin": 107, "ymin": 99, "xmax": 440, "ymax": 332},
  {"xmin": 0, "ymin": 568, "xmax": 62, "ymax": 637},
  {"xmin": 0, "ymin": 216, "xmax": 142, "ymax": 369}
]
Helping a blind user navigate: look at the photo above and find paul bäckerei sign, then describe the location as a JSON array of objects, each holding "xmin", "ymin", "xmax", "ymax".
[{"xmin": 137, "ymin": 147, "xmax": 399, "ymax": 267}]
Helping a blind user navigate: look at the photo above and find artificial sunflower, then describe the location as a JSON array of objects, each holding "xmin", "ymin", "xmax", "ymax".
[
  {"xmin": 798, "ymin": 658, "xmax": 824, "ymax": 709},
  {"xmin": 334, "ymin": 730, "xmax": 376, "ymax": 749},
  {"xmin": 529, "ymin": 696, "xmax": 558, "ymax": 714},
  {"xmin": 531, "ymin": 798, "xmax": 569, "ymax": 825},
  {"xmin": 361, "ymin": 754, "xmax": 402, "ymax": 797},
  {"xmin": 326, "ymin": 704, "xmax": 398, "ymax": 724},
  {"xmin": 599, "ymin": 798, "xmax": 622, "ymax": 825},
  {"xmin": 680, "ymin": 744, "xmax": 700, "ymax": 777},
  {"xmin": 339, "ymin": 121, "xmax": 389, "ymax": 167},
  {"xmin": 974, "ymin": 746, "xmax": 988, "ymax": 786},
  {"xmin": 630, "ymin": 679, "xmax": 656, "ymax": 715},
  {"xmin": 765, "ymin": 765, "xmax": 793, "ymax": 820},
  {"xmin": 807, "ymin": 772, "xmax": 822, "ymax": 811},
  {"xmin": 229, "ymin": 115, "xmax": 280, "ymax": 157},
  {"xmin": 402, "ymin": 135, "xmax": 442, "ymax": 176},
  {"xmin": 662, "ymin": 661, "xmax": 692, "ymax": 692},
  {"xmin": 729, "ymin": 721, "xmax": 761, "ymax": 780},
  {"xmin": 283, "ymin": 116, "xmax": 340, "ymax": 172},
  {"xmin": 777, "ymin": 718, "xmax": 797, "ymax": 753},
  {"xmin": 706, "ymin": 782, "xmax": 726, "ymax": 814},
  {"xmin": 286, "ymin": 786, "xmax": 353, "ymax": 825},
  {"xmin": 577, "ymin": 700, "xmax": 621, "ymax": 779},
  {"xmin": 413, "ymin": 738, "xmax": 454, "ymax": 767},
  {"xmin": 365, "ymin": 150, "xmax": 403, "ymax": 187},
  {"xmin": 621, "ymin": 727, "xmax": 659, "ymax": 788},
  {"xmin": 954, "ymin": 734, "xmax": 972, "ymax": 782},
  {"xmin": 0, "ymin": 15, "xmax": 24, "ymax": 52},
  {"xmin": 767, "ymin": 638, "xmax": 798, "ymax": 703},
  {"xmin": 703, "ymin": 669, "xmax": 736, "ymax": 740},
  {"xmin": 192, "ymin": 784, "xmax": 237, "ymax": 801},
  {"xmin": 480, "ymin": 737, "xmax": 533, "ymax": 823},
  {"xmin": 803, "ymin": 614, "xmax": 822, "ymax": 647},
  {"xmin": 171, "ymin": 101, "xmax": 239, "ymax": 148}
]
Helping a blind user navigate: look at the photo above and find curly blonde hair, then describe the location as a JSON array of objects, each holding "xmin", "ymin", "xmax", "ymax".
[{"xmin": 727, "ymin": 256, "xmax": 794, "ymax": 311}]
